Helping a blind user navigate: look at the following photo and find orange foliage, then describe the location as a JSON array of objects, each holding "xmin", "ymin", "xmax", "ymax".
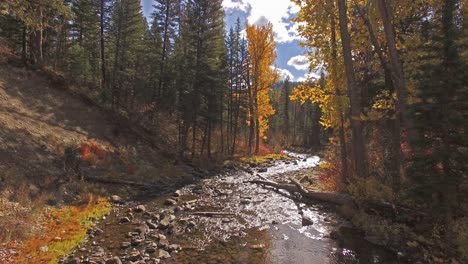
[
  {"xmin": 319, "ymin": 162, "xmax": 340, "ymax": 191},
  {"xmin": 257, "ymin": 143, "xmax": 274, "ymax": 156},
  {"xmin": 80, "ymin": 139, "xmax": 108, "ymax": 164},
  {"xmin": 15, "ymin": 198, "xmax": 111, "ymax": 264}
]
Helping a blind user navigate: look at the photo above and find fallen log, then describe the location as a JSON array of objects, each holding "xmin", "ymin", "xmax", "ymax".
[
  {"xmin": 191, "ymin": 212, "xmax": 236, "ymax": 217},
  {"xmin": 290, "ymin": 177, "xmax": 352, "ymax": 206},
  {"xmin": 249, "ymin": 176, "xmax": 426, "ymax": 224},
  {"xmin": 249, "ymin": 178, "xmax": 352, "ymax": 206}
]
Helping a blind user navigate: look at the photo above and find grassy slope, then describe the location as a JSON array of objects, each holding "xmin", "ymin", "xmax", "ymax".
[{"xmin": 0, "ymin": 50, "xmax": 193, "ymax": 248}]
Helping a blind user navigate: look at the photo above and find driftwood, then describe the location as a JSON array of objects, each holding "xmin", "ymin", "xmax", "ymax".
[
  {"xmin": 84, "ymin": 175, "xmax": 171, "ymax": 189},
  {"xmin": 249, "ymin": 175, "xmax": 427, "ymax": 224},
  {"xmin": 191, "ymin": 212, "xmax": 236, "ymax": 217},
  {"xmin": 248, "ymin": 177, "xmax": 352, "ymax": 206}
]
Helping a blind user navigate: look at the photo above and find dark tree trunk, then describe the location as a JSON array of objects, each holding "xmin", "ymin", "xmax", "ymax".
[
  {"xmin": 22, "ymin": 26, "xmax": 27, "ymax": 63},
  {"xmin": 337, "ymin": 0, "xmax": 368, "ymax": 178},
  {"xmin": 100, "ymin": 0, "xmax": 106, "ymax": 89},
  {"xmin": 377, "ymin": 0, "xmax": 414, "ymax": 143}
]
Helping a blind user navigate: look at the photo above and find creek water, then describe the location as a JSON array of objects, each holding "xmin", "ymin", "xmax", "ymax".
[
  {"xmin": 152, "ymin": 152, "xmax": 401, "ymax": 264},
  {"xmin": 70, "ymin": 152, "xmax": 401, "ymax": 264}
]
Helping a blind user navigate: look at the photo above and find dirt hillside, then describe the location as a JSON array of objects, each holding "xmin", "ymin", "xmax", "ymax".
[{"xmin": 0, "ymin": 51, "xmax": 193, "ymax": 206}]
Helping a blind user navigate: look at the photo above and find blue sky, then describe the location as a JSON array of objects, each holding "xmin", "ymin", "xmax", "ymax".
[{"xmin": 140, "ymin": 0, "xmax": 312, "ymax": 81}]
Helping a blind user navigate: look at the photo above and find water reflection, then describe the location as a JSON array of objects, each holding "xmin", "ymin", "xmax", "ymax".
[{"xmin": 166, "ymin": 152, "xmax": 400, "ymax": 264}]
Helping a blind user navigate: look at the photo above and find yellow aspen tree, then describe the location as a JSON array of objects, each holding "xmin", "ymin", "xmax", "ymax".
[{"xmin": 245, "ymin": 22, "xmax": 279, "ymax": 154}]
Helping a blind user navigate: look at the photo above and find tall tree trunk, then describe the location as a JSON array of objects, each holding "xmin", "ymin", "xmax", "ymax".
[
  {"xmin": 377, "ymin": 0, "xmax": 413, "ymax": 143},
  {"xmin": 357, "ymin": 5, "xmax": 401, "ymax": 190},
  {"xmin": 337, "ymin": 0, "xmax": 368, "ymax": 178},
  {"xmin": 100, "ymin": 0, "xmax": 106, "ymax": 89},
  {"xmin": 155, "ymin": 0, "xmax": 172, "ymax": 101},
  {"xmin": 22, "ymin": 26, "xmax": 27, "ymax": 63},
  {"xmin": 330, "ymin": 10, "xmax": 349, "ymax": 184}
]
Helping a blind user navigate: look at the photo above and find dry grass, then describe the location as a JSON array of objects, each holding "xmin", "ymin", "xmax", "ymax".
[{"xmin": 15, "ymin": 197, "xmax": 111, "ymax": 264}]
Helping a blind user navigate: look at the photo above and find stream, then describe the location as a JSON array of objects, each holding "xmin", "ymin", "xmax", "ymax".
[{"xmin": 64, "ymin": 152, "xmax": 401, "ymax": 264}]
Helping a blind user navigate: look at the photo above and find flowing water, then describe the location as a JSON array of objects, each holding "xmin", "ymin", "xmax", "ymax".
[
  {"xmin": 69, "ymin": 152, "xmax": 401, "ymax": 264},
  {"xmin": 152, "ymin": 152, "xmax": 401, "ymax": 264}
]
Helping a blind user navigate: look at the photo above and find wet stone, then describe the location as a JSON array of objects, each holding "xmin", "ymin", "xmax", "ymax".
[
  {"xmin": 173, "ymin": 190, "xmax": 182, "ymax": 197},
  {"xmin": 156, "ymin": 249, "xmax": 171, "ymax": 259},
  {"xmin": 128, "ymin": 251, "xmax": 142, "ymax": 262},
  {"xmin": 94, "ymin": 228, "xmax": 104, "ymax": 236},
  {"xmin": 105, "ymin": 257, "xmax": 122, "ymax": 264},
  {"xmin": 66, "ymin": 258, "xmax": 81, "ymax": 264},
  {"xmin": 159, "ymin": 238, "xmax": 169, "ymax": 249},
  {"xmin": 250, "ymin": 244, "xmax": 265, "ymax": 250},
  {"xmin": 120, "ymin": 217, "xmax": 131, "ymax": 223},
  {"xmin": 146, "ymin": 220, "xmax": 158, "ymax": 229},
  {"xmin": 136, "ymin": 224, "xmax": 149, "ymax": 236},
  {"xmin": 120, "ymin": 242, "xmax": 131, "ymax": 249},
  {"xmin": 168, "ymin": 244, "xmax": 181, "ymax": 252},
  {"xmin": 146, "ymin": 246, "xmax": 157, "ymax": 254},
  {"xmin": 131, "ymin": 237, "xmax": 144, "ymax": 246},
  {"xmin": 164, "ymin": 198, "xmax": 178, "ymax": 206},
  {"xmin": 302, "ymin": 216, "xmax": 314, "ymax": 226},
  {"xmin": 134, "ymin": 205, "xmax": 146, "ymax": 213},
  {"xmin": 110, "ymin": 195, "xmax": 122, "ymax": 204},
  {"xmin": 240, "ymin": 199, "xmax": 250, "ymax": 205}
]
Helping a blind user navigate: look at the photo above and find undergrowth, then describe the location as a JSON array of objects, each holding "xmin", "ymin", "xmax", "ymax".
[
  {"xmin": 15, "ymin": 196, "xmax": 111, "ymax": 264},
  {"xmin": 239, "ymin": 153, "xmax": 289, "ymax": 164}
]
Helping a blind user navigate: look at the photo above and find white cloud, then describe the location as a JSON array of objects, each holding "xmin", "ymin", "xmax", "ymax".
[
  {"xmin": 223, "ymin": 0, "xmax": 301, "ymax": 43},
  {"xmin": 222, "ymin": 0, "xmax": 250, "ymax": 12},
  {"xmin": 276, "ymin": 67, "xmax": 294, "ymax": 80},
  {"xmin": 287, "ymin": 55, "xmax": 309, "ymax": 71},
  {"xmin": 296, "ymin": 72, "xmax": 320, "ymax": 82}
]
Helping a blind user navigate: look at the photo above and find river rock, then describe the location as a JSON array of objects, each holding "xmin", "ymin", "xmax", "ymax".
[
  {"xmin": 159, "ymin": 215, "xmax": 175, "ymax": 228},
  {"xmin": 168, "ymin": 244, "xmax": 181, "ymax": 252},
  {"xmin": 66, "ymin": 258, "xmax": 81, "ymax": 264},
  {"xmin": 164, "ymin": 198, "xmax": 178, "ymax": 206},
  {"xmin": 39, "ymin": 246, "xmax": 48, "ymax": 252},
  {"xmin": 302, "ymin": 216, "xmax": 314, "ymax": 226},
  {"xmin": 91, "ymin": 246, "xmax": 105, "ymax": 257},
  {"xmin": 110, "ymin": 195, "xmax": 122, "ymax": 204},
  {"xmin": 240, "ymin": 199, "xmax": 250, "ymax": 205},
  {"xmin": 120, "ymin": 242, "xmax": 131, "ymax": 249},
  {"xmin": 128, "ymin": 251, "xmax": 142, "ymax": 262},
  {"xmin": 187, "ymin": 221, "xmax": 196, "ymax": 228},
  {"xmin": 173, "ymin": 190, "xmax": 182, "ymax": 197},
  {"xmin": 94, "ymin": 228, "xmax": 104, "ymax": 236},
  {"xmin": 146, "ymin": 245, "xmax": 157, "ymax": 254},
  {"xmin": 134, "ymin": 205, "xmax": 146, "ymax": 213},
  {"xmin": 120, "ymin": 217, "xmax": 131, "ymax": 223},
  {"xmin": 250, "ymin": 244, "xmax": 265, "ymax": 250},
  {"xmin": 146, "ymin": 220, "xmax": 158, "ymax": 229},
  {"xmin": 136, "ymin": 224, "xmax": 149, "ymax": 237},
  {"xmin": 156, "ymin": 249, "xmax": 171, "ymax": 259},
  {"xmin": 105, "ymin": 257, "xmax": 122, "ymax": 264},
  {"xmin": 131, "ymin": 237, "xmax": 144, "ymax": 246},
  {"xmin": 159, "ymin": 238, "xmax": 169, "ymax": 249}
]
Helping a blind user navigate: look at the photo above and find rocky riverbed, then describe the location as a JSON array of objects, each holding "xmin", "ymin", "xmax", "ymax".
[{"xmin": 61, "ymin": 152, "xmax": 401, "ymax": 264}]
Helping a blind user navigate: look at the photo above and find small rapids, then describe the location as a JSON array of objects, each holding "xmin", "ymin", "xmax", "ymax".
[
  {"xmin": 158, "ymin": 152, "xmax": 400, "ymax": 264},
  {"xmin": 67, "ymin": 152, "xmax": 401, "ymax": 264}
]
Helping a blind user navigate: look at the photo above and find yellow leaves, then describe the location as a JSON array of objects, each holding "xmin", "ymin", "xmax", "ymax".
[
  {"xmin": 16, "ymin": 198, "xmax": 111, "ymax": 264},
  {"xmin": 246, "ymin": 21, "xmax": 279, "ymax": 138}
]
